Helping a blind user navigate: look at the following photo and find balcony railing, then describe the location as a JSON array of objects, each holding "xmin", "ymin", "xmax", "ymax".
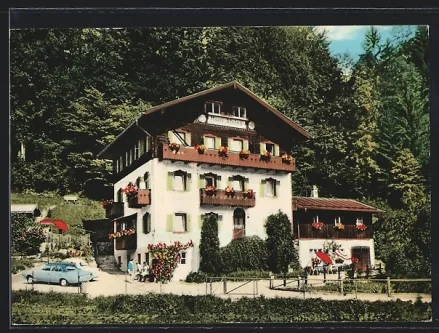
[
  {"xmin": 115, "ymin": 235, "xmax": 137, "ymax": 250},
  {"xmin": 298, "ymin": 223, "xmax": 373, "ymax": 239},
  {"xmin": 105, "ymin": 202, "xmax": 124, "ymax": 219},
  {"xmin": 161, "ymin": 144, "xmax": 295, "ymax": 172},
  {"xmin": 128, "ymin": 189, "xmax": 151, "ymax": 208},
  {"xmin": 200, "ymin": 189, "xmax": 256, "ymax": 207}
]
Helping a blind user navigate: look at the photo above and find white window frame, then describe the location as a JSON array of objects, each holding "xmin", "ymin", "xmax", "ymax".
[
  {"xmin": 174, "ymin": 213, "xmax": 187, "ymax": 233},
  {"xmin": 179, "ymin": 252, "xmax": 187, "ymax": 264},
  {"xmin": 205, "ymin": 136, "xmax": 215, "ymax": 150},
  {"xmin": 233, "ymin": 106, "xmax": 247, "ymax": 119},
  {"xmin": 231, "ymin": 139, "xmax": 243, "ymax": 152},
  {"xmin": 206, "ymin": 101, "xmax": 221, "ymax": 114}
]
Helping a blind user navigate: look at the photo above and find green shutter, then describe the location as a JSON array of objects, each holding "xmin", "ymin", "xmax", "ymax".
[
  {"xmin": 227, "ymin": 177, "xmax": 233, "ymax": 187},
  {"xmin": 186, "ymin": 215, "xmax": 191, "ymax": 232},
  {"xmin": 186, "ymin": 173, "xmax": 192, "ymax": 191},
  {"xmin": 274, "ymin": 144, "xmax": 280, "ymax": 156},
  {"xmin": 214, "ymin": 137, "xmax": 221, "ymax": 149},
  {"xmin": 260, "ymin": 142, "xmax": 265, "ymax": 154},
  {"xmin": 167, "ymin": 172, "xmax": 173, "ymax": 190},
  {"xmin": 166, "ymin": 215, "xmax": 173, "ymax": 232},
  {"xmin": 227, "ymin": 138, "xmax": 233, "ymax": 150},
  {"xmin": 245, "ymin": 178, "xmax": 249, "ymax": 190},
  {"xmin": 199, "ymin": 215, "xmax": 205, "ymax": 229},
  {"xmin": 243, "ymin": 140, "xmax": 249, "ymax": 151},
  {"xmin": 186, "ymin": 132, "xmax": 191, "ymax": 146},
  {"xmin": 199, "ymin": 174, "xmax": 205, "ymax": 189},
  {"xmin": 275, "ymin": 180, "xmax": 281, "ymax": 196},
  {"xmin": 168, "ymin": 131, "xmax": 173, "ymax": 143},
  {"xmin": 260, "ymin": 179, "xmax": 266, "ymax": 197}
]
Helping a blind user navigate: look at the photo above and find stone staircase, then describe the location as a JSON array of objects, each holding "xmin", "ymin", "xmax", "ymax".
[{"xmin": 95, "ymin": 255, "xmax": 124, "ymax": 274}]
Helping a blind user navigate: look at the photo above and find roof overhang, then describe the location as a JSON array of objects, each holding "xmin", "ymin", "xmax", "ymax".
[{"xmin": 292, "ymin": 197, "xmax": 386, "ymax": 214}]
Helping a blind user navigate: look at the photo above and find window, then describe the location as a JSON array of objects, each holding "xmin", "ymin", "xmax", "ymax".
[
  {"xmin": 266, "ymin": 179, "xmax": 277, "ymax": 197},
  {"xmin": 144, "ymin": 172, "xmax": 150, "ymax": 189},
  {"xmin": 313, "ymin": 215, "xmax": 319, "ymax": 222},
  {"xmin": 230, "ymin": 175, "xmax": 244, "ymax": 192},
  {"xmin": 356, "ymin": 217, "xmax": 364, "ymax": 225},
  {"xmin": 42, "ymin": 266, "xmax": 51, "ymax": 271},
  {"xmin": 205, "ymin": 176, "xmax": 214, "ymax": 187},
  {"xmin": 143, "ymin": 213, "xmax": 151, "ymax": 234},
  {"xmin": 205, "ymin": 136, "xmax": 215, "ymax": 149},
  {"xmin": 231, "ymin": 139, "xmax": 243, "ymax": 152},
  {"xmin": 51, "ymin": 266, "xmax": 62, "ymax": 272},
  {"xmin": 134, "ymin": 141, "xmax": 140, "ymax": 160},
  {"xmin": 125, "ymin": 151, "xmax": 129, "ymax": 167},
  {"xmin": 174, "ymin": 213, "xmax": 187, "ymax": 233},
  {"xmin": 168, "ymin": 170, "xmax": 191, "ymax": 191},
  {"xmin": 206, "ymin": 101, "xmax": 221, "ymax": 114},
  {"xmin": 119, "ymin": 156, "xmax": 124, "ymax": 171},
  {"xmin": 145, "ymin": 253, "xmax": 150, "ymax": 265},
  {"xmin": 179, "ymin": 252, "xmax": 187, "ymax": 264},
  {"xmin": 174, "ymin": 173, "xmax": 185, "ymax": 191},
  {"xmin": 233, "ymin": 106, "xmax": 247, "ymax": 118},
  {"xmin": 170, "ymin": 131, "xmax": 186, "ymax": 144},
  {"xmin": 266, "ymin": 143, "xmax": 275, "ymax": 155}
]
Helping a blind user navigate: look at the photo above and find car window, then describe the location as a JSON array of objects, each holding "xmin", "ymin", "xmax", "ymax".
[
  {"xmin": 42, "ymin": 266, "xmax": 51, "ymax": 271},
  {"xmin": 51, "ymin": 266, "xmax": 63, "ymax": 272},
  {"xmin": 66, "ymin": 266, "xmax": 76, "ymax": 271}
]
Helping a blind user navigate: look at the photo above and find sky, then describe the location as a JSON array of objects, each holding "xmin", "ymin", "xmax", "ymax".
[{"xmin": 313, "ymin": 25, "xmax": 419, "ymax": 62}]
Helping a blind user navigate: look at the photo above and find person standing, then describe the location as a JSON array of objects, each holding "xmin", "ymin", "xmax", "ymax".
[
  {"xmin": 127, "ymin": 258, "xmax": 134, "ymax": 282},
  {"xmin": 136, "ymin": 261, "xmax": 142, "ymax": 281},
  {"xmin": 140, "ymin": 261, "xmax": 150, "ymax": 282}
]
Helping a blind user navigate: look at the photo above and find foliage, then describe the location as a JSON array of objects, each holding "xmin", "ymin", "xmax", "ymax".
[
  {"xmin": 199, "ymin": 214, "xmax": 222, "ymax": 274},
  {"xmin": 219, "ymin": 236, "xmax": 268, "ymax": 274},
  {"xmin": 148, "ymin": 240, "xmax": 194, "ymax": 282},
  {"xmin": 11, "ymin": 257, "xmax": 35, "ymax": 274},
  {"xmin": 265, "ymin": 211, "xmax": 298, "ymax": 274},
  {"xmin": 12, "ymin": 290, "xmax": 432, "ymax": 324},
  {"xmin": 185, "ymin": 271, "xmax": 207, "ymax": 283},
  {"xmin": 11, "ymin": 213, "xmax": 45, "ymax": 256}
]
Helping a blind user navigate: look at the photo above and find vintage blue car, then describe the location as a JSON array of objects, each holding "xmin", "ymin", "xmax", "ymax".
[{"xmin": 22, "ymin": 262, "xmax": 94, "ymax": 286}]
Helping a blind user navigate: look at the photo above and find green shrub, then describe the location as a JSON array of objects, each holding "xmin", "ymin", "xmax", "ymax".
[
  {"xmin": 185, "ymin": 271, "xmax": 207, "ymax": 283},
  {"xmin": 11, "ymin": 257, "xmax": 34, "ymax": 274},
  {"xmin": 220, "ymin": 236, "xmax": 268, "ymax": 273},
  {"xmin": 391, "ymin": 281, "xmax": 431, "ymax": 294},
  {"xmin": 199, "ymin": 214, "xmax": 222, "ymax": 274}
]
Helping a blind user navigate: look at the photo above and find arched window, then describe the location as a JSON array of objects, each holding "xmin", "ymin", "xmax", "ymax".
[{"xmin": 233, "ymin": 208, "xmax": 246, "ymax": 239}]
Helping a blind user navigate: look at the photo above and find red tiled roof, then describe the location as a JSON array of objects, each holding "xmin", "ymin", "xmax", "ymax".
[{"xmin": 292, "ymin": 197, "xmax": 385, "ymax": 213}]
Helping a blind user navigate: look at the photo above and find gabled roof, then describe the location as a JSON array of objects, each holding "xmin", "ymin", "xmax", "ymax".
[
  {"xmin": 11, "ymin": 204, "xmax": 40, "ymax": 213},
  {"xmin": 292, "ymin": 197, "xmax": 385, "ymax": 213},
  {"xmin": 97, "ymin": 81, "xmax": 312, "ymax": 158}
]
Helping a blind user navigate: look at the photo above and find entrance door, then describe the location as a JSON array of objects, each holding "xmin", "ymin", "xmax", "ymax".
[
  {"xmin": 351, "ymin": 247, "xmax": 371, "ymax": 273},
  {"xmin": 233, "ymin": 208, "xmax": 245, "ymax": 239}
]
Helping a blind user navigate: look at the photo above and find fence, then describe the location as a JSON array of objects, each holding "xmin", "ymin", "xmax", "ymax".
[{"xmin": 205, "ymin": 277, "xmax": 261, "ymax": 297}]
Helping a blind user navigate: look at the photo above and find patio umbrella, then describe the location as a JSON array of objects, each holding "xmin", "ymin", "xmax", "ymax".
[
  {"xmin": 39, "ymin": 218, "xmax": 69, "ymax": 233},
  {"xmin": 315, "ymin": 251, "xmax": 333, "ymax": 265}
]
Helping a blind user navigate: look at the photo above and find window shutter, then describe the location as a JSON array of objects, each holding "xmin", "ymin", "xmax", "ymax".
[
  {"xmin": 199, "ymin": 215, "xmax": 205, "ymax": 229},
  {"xmin": 166, "ymin": 215, "xmax": 173, "ymax": 232},
  {"xmin": 260, "ymin": 179, "xmax": 266, "ymax": 197},
  {"xmin": 143, "ymin": 213, "xmax": 148, "ymax": 233},
  {"xmin": 274, "ymin": 144, "xmax": 280, "ymax": 156},
  {"xmin": 168, "ymin": 131, "xmax": 174, "ymax": 143},
  {"xmin": 186, "ymin": 173, "xmax": 192, "ymax": 191},
  {"xmin": 243, "ymin": 140, "xmax": 249, "ymax": 151},
  {"xmin": 214, "ymin": 137, "xmax": 221, "ymax": 149},
  {"xmin": 167, "ymin": 172, "xmax": 173, "ymax": 191},
  {"xmin": 199, "ymin": 174, "xmax": 205, "ymax": 189},
  {"xmin": 139, "ymin": 139, "xmax": 145, "ymax": 155},
  {"xmin": 186, "ymin": 215, "xmax": 191, "ymax": 232},
  {"xmin": 275, "ymin": 180, "xmax": 281, "ymax": 196},
  {"xmin": 227, "ymin": 138, "xmax": 233, "ymax": 150},
  {"xmin": 185, "ymin": 132, "xmax": 191, "ymax": 146},
  {"xmin": 244, "ymin": 178, "xmax": 249, "ymax": 190},
  {"xmin": 260, "ymin": 142, "xmax": 265, "ymax": 154}
]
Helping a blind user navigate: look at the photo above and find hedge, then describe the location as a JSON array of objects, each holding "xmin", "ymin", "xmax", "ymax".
[{"xmin": 11, "ymin": 290, "xmax": 432, "ymax": 324}]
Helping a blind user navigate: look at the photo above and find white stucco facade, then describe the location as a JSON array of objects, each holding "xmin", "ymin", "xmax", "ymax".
[{"xmin": 112, "ymin": 157, "xmax": 293, "ymax": 280}]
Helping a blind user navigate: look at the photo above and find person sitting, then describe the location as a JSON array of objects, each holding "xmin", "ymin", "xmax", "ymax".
[{"xmin": 140, "ymin": 261, "xmax": 150, "ymax": 282}]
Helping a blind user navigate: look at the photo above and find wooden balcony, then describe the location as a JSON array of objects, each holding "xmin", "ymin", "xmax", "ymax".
[
  {"xmin": 200, "ymin": 189, "xmax": 256, "ymax": 207},
  {"xmin": 161, "ymin": 144, "xmax": 295, "ymax": 172},
  {"xmin": 128, "ymin": 189, "xmax": 151, "ymax": 208},
  {"xmin": 105, "ymin": 202, "xmax": 124, "ymax": 219},
  {"xmin": 298, "ymin": 223, "xmax": 373, "ymax": 239},
  {"xmin": 115, "ymin": 235, "xmax": 137, "ymax": 250}
]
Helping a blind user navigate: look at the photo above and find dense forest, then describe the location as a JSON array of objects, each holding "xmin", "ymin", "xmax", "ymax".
[{"xmin": 10, "ymin": 26, "xmax": 430, "ymax": 277}]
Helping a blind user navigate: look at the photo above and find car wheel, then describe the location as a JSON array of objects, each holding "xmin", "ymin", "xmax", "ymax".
[
  {"xmin": 59, "ymin": 278, "xmax": 68, "ymax": 287},
  {"xmin": 26, "ymin": 276, "xmax": 34, "ymax": 284}
]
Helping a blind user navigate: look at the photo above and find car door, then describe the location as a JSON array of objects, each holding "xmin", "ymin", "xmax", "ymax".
[
  {"xmin": 34, "ymin": 265, "xmax": 52, "ymax": 283},
  {"xmin": 50, "ymin": 265, "xmax": 63, "ymax": 283}
]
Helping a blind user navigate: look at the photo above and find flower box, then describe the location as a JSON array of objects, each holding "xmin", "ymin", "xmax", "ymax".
[
  {"xmin": 260, "ymin": 150, "xmax": 271, "ymax": 161},
  {"xmin": 169, "ymin": 142, "xmax": 180, "ymax": 152},
  {"xmin": 204, "ymin": 185, "xmax": 217, "ymax": 196},
  {"xmin": 243, "ymin": 189, "xmax": 254, "ymax": 199},
  {"xmin": 195, "ymin": 144, "xmax": 206, "ymax": 154},
  {"xmin": 356, "ymin": 224, "xmax": 367, "ymax": 231},
  {"xmin": 225, "ymin": 186, "xmax": 235, "ymax": 197},
  {"xmin": 281, "ymin": 153, "xmax": 293, "ymax": 164},
  {"xmin": 311, "ymin": 221, "xmax": 324, "ymax": 230},
  {"xmin": 239, "ymin": 150, "xmax": 250, "ymax": 159},
  {"xmin": 333, "ymin": 222, "xmax": 345, "ymax": 230},
  {"xmin": 108, "ymin": 228, "xmax": 136, "ymax": 240},
  {"xmin": 218, "ymin": 146, "xmax": 228, "ymax": 157}
]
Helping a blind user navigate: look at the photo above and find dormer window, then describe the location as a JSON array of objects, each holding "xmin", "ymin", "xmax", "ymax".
[
  {"xmin": 206, "ymin": 101, "xmax": 221, "ymax": 114},
  {"xmin": 233, "ymin": 106, "xmax": 247, "ymax": 119}
]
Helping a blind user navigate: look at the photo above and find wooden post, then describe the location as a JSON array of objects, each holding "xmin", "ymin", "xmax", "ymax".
[
  {"xmin": 253, "ymin": 280, "xmax": 256, "ymax": 298},
  {"xmin": 354, "ymin": 280, "xmax": 357, "ymax": 299},
  {"xmin": 297, "ymin": 277, "xmax": 300, "ymax": 290},
  {"xmin": 323, "ymin": 266, "xmax": 326, "ymax": 283},
  {"xmin": 210, "ymin": 280, "xmax": 213, "ymax": 295},
  {"xmin": 338, "ymin": 266, "xmax": 341, "ymax": 280},
  {"xmin": 387, "ymin": 277, "xmax": 391, "ymax": 297},
  {"xmin": 223, "ymin": 278, "xmax": 227, "ymax": 294},
  {"xmin": 269, "ymin": 275, "xmax": 274, "ymax": 289},
  {"xmin": 340, "ymin": 278, "xmax": 344, "ymax": 295}
]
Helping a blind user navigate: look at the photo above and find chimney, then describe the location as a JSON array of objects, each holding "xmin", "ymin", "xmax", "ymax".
[{"xmin": 311, "ymin": 185, "xmax": 319, "ymax": 198}]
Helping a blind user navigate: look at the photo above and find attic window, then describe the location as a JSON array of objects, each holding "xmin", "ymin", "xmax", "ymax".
[
  {"xmin": 233, "ymin": 106, "xmax": 247, "ymax": 119},
  {"xmin": 206, "ymin": 101, "xmax": 221, "ymax": 114}
]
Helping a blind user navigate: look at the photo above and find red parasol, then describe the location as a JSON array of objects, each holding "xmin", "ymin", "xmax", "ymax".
[
  {"xmin": 39, "ymin": 218, "xmax": 69, "ymax": 232},
  {"xmin": 315, "ymin": 251, "xmax": 333, "ymax": 265}
]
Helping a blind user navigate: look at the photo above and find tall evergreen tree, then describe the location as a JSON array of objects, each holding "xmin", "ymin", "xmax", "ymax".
[{"xmin": 199, "ymin": 214, "xmax": 222, "ymax": 274}]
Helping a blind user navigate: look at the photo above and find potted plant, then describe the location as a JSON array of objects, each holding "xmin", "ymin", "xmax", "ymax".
[
  {"xmin": 239, "ymin": 150, "xmax": 250, "ymax": 159},
  {"xmin": 260, "ymin": 150, "xmax": 271, "ymax": 161},
  {"xmin": 225, "ymin": 185, "xmax": 235, "ymax": 197},
  {"xmin": 281, "ymin": 153, "xmax": 293, "ymax": 164},
  {"xmin": 244, "ymin": 188, "xmax": 254, "ymax": 198},
  {"xmin": 205, "ymin": 185, "xmax": 217, "ymax": 196},
  {"xmin": 195, "ymin": 144, "xmax": 206, "ymax": 154},
  {"xmin": 356, "ymin": 224, "xmax": 367, "ymax": 231},
  {"xmin": 122, "ymin": 182, "xmax": 138, "ymax": 200},
  {"xmin": 108, "ymin": 228, "xmax": 136, "ymax": 239},
  {"xmin": 218, "ymin": 146, "xmax": 228, "ymax": 157},
  {"xmin": 334, "ymin": 222, "xmax": 345, "ymax": 230},
  {"xmin": 169, "ymin": 142, "xmax": 180, "ymax": 152},
  {"xmin": 101, "ymin": 199, "xmax": 113, "ymax": 208},
  {"xmin": 311, "ymin": 221, "xmax": 323, "ymax": 230}
]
